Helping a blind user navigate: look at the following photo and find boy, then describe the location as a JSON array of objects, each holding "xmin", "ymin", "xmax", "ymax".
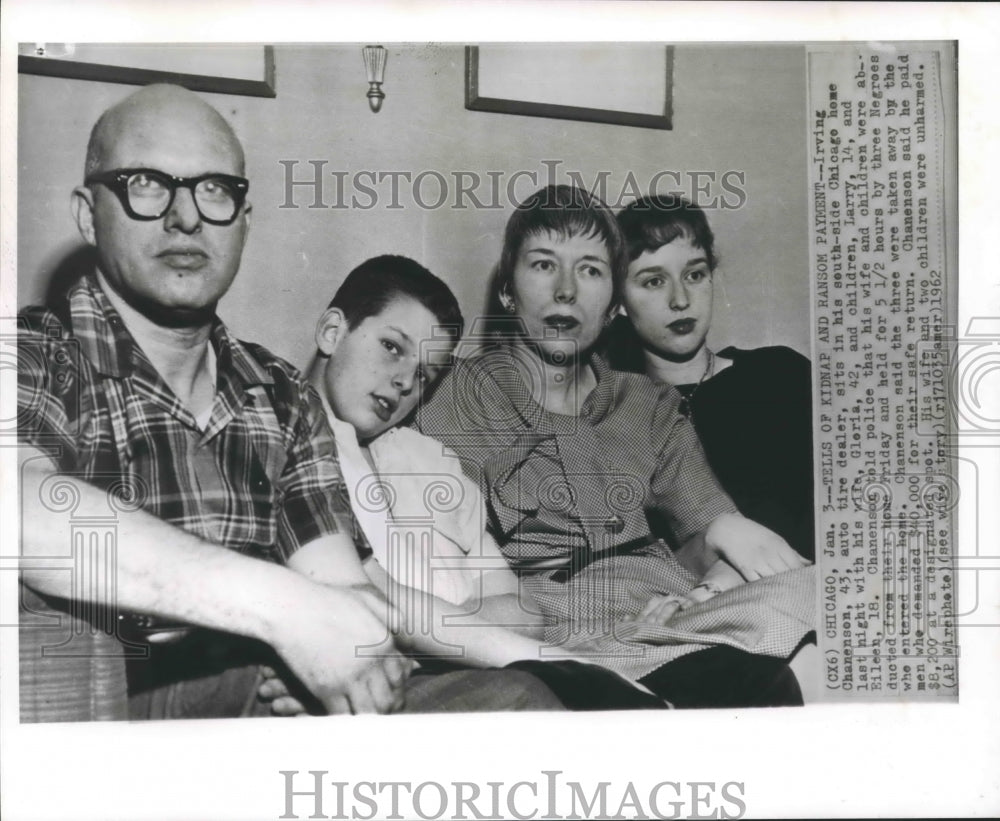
[{"xmin": 303, "ymin": 255, "xmax": 553, "ymax": 664}]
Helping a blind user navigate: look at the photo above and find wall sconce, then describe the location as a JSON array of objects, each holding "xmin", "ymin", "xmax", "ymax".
[{"xmin": 362, "ymin": 45, "xmax": 387, "ymax": 113}]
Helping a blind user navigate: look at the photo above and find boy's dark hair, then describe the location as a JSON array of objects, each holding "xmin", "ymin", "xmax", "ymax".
[
  {"xmin": 329, "ymin": 254, "xmax": 464, "ymax": 341},
  {"xmin": 497, "ymin": 184, "xmax": 629, "ymax": 306},
  {"xmin": 616, "ymin": 195, "xmax": 718, "ymax": 275}
]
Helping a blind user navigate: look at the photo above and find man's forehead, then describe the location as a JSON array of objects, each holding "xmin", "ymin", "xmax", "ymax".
[
  {"xmin": 94, "ymin": 88, "xmax": 245, "ymax": 175},
  {"xmin": 106, "ymin": 121, "xmax": 243, "ymax": 175},
  {"xmin": 106, "ymin": 130, "xmax": 243, "ymax": 176}
]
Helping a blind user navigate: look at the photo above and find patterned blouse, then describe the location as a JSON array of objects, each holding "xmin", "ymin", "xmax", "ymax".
[{"xmin": 416, "ymin": 344, "xmax": 738, "ymax": 570}]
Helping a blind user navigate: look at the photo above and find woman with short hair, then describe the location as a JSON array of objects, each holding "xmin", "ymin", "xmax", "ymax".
[{"xmin": 417, "ymin": 185, "xmax": 814, "ymax": 708}]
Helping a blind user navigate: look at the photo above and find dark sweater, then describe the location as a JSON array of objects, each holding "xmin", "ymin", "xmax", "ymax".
[{"xmin": 606, "ymin": 321, "xmax": 814, "ymax": 560}]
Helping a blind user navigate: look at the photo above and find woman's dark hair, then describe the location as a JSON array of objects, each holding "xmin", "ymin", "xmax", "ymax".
[
  {"xmin": 329, "ymin": 254, "xmax": 464, "ymax": 342},
  {"xmin": 496, "ymin": 184, "xmax": 629, "ymax": 306},
  {"xmin": 606, "ymin": 196, "xmax": 718, "ymax": 373},
  {"xmin": 616, "ymin": 195, "xmax": 718, "ymax": 274}
]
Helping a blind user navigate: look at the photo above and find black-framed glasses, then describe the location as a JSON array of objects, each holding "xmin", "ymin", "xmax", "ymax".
[{"xmin": 85, "ymin": 168, "xmax": 249, "ymax": 226}]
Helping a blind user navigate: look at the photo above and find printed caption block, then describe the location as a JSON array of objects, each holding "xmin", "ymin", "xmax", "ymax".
[{"xmin": 808, "ymin": 46, "xmax": 957, "ymax": 700}]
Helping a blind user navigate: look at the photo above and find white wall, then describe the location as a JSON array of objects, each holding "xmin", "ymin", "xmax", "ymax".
[{"xmin": 18, "ymin": 43, "xmax": 810, "ymax": 368}]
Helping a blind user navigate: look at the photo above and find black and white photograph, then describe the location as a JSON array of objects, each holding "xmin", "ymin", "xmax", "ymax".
[{"xmin": 1, "ymin": 2, "xmax": 997, "ymax": 820}]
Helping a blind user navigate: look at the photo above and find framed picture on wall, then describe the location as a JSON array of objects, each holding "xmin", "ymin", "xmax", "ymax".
[
  {"xmin": 465, "ymin": 43, "xmax": 673, "ymax": 130},
  {"xmin": 17, "ymin": 43, "xmax": 276, "ymax": 98}
]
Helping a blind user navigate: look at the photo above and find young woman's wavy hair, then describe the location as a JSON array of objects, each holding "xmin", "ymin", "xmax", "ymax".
[{"xmin": 615, "ymin": 194, "xmax": 718, "ymax": 276}]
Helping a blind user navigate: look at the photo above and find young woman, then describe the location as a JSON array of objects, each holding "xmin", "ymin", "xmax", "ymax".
[
  {"xmin": 416, "ymin": 185, "xmax": 814, "ymax": 707},
  {"xmin": 606, "ymin": 195, "xmax": 814, "ymax": 560}
]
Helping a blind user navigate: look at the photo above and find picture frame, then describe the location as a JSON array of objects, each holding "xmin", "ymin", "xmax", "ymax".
[
  {"xmin": 17, "ymin": 43, "xmax": 277, "ymax": 98},
  {"xmin": 465, "ymin": 43, "xmax": 673, "ymax": 130}
]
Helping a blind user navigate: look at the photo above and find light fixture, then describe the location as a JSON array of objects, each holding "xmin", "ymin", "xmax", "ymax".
[{"xmin": 362, "ymin": 45, "xmax": 387, "ymax": 113}]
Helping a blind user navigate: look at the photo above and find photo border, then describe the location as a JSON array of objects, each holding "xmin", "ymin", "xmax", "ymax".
[{"xmin": 2, "ymin": 3, "xmax": 998, "ymax": 820}]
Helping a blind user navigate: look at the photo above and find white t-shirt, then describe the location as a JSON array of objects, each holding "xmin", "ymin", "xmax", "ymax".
[{"xmin": 325, "ymin": 409, "xmax": 508, "ymax": 606}]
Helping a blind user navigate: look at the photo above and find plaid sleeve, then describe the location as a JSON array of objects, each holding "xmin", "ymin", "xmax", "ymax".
[
  {"xmin": 649, "ymin": 386, "xmax": 738, "ymax": 545},
  {"xmin": 274, "ymin": 381, "xmax": 372, "ymax": 562},
  {"xmin": 17, "ymin": 309, "xmax": 89, "ymax": 471}
]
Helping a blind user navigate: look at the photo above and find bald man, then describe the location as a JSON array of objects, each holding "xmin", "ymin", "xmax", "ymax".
[{"xmin": 17, "ymin": 84, "xmax": 560, "ymax": 721}]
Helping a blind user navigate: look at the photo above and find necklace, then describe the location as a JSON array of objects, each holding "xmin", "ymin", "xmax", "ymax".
[{"xmin": 677, "ymin": 348, "xmax": 714, "ymax": 420}]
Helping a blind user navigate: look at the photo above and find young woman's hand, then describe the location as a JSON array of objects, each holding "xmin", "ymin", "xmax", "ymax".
[
  {"xmin": 705, "ymin": 513, "xmax": 811, "ymax": 581},
  {"xmin": 625, "ymin": 594, "xmax": 687, "ymax": 626},
  {"xmin": 625, "ymin": 580, "xmax": 724, "ymax": 627}
]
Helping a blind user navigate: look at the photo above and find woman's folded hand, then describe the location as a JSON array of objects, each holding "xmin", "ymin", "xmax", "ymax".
[
  {"xmin": 705, "ymin": 512, "xmax": 811, "ymax": 582},
  {"xmin": 625, "ymin": 582, "xmax": 722, "ymax": 627},
  {"xmin": 626, "ymin": 594, "xmax": 687, "ymax": 626}
]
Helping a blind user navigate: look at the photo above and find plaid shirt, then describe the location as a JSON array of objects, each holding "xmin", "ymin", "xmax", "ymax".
[{"xmin": 17, "ymin": 274, "xmax": 361, "ymax": 721}]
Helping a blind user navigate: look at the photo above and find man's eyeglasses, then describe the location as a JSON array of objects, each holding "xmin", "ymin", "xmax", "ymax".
[{"xmin": 84, "ymin": 168, "xmax": 249, "ymax": 226}]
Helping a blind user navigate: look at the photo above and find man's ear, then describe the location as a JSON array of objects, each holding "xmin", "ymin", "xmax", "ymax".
[
  {"xmin": 71, "ymin": 186, "xmax": 98, "ymax": 246},
  {"xmin": 315, "ymin": 307, "xmax": 348, "ymax": 356}
]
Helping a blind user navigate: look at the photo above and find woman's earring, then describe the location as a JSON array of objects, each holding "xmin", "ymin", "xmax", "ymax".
[{"xmin": 499, "ymin": 289, "xmax": 516, "ymax": 314}]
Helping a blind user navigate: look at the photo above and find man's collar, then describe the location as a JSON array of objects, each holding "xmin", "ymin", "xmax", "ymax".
[
  {"xmin": 67, "ymin": 274, "xmax": 138, "ymax": 378},
  {"xmin": 68, "ymin": 273, "xmax": 272, "ymax": 388},
  {"xmin": 212, "ymin": 322, "xmax": 274, "ymax": 388}
]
